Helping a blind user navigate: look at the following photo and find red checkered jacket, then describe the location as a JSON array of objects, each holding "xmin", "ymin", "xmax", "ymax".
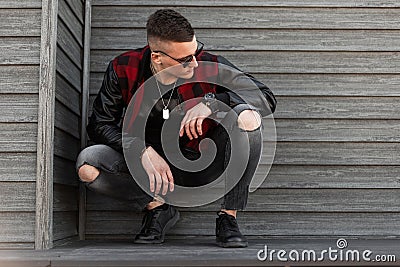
[{"xmin": 87, "ymin": 46, "xmax": 276, "ymax": 153}]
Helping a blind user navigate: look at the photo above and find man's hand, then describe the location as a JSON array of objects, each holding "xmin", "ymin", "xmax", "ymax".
[
  {"xmin": 141, "ymin": 146, "xmax": 174, "ymax": 196},
  {"xmin": 179, "ymin": 102, "xmax": 212, "ymax": 140}
]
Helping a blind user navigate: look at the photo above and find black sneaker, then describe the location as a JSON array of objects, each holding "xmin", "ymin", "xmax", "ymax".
[
  {"xmin": 134, "ymin": 203, "xmax": 180, "ymax": 244},
  {"xmin": 216, "ymin": 211, "xmax": 248, "ymax": 248}
]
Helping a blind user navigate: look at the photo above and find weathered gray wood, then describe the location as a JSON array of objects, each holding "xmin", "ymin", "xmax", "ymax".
[
  {"xmin": 274, "ymin": 142, "xmax": 400, "ymax": 165},
  {"xmin": 0, "ymin": 38, "xmax": 40, "ymax": 64},
  {"xmin": 57, "ymin": 48, "xmax": 82, "ymax": 91},
  {"xmin": 53, "ymin": 175, "xmax": 78, "ymax": 244},
  {"xmin": 53, "ymin": 211, "xmax": 78, "ymax": 242},
  {"xmin": 36, "ymin": 0, "xmax": 58, "ymax": 250},
  {"xmin": 220, "ymin": 51, "xmax": 400, "ymax": 73},
  {"xmin": 54, "ymin": 100, "xmax": 80, "ymax": 139},
  {"xmin": 91, "ymin": 51, "xmax": 400, "ymax": 74},
  {"xmin": 89, "ymin": 28, "xmax": 143, "ymax": 50},
  {"xmin": 0, "ymin": 153, "xmax": 36, "ymax": 182},
  {"xmin": 90, "ymin": 73, "xmax": 400, "ymax": 97},
  {"xmin": 89, "ymin": 74, "xmax": 103, "ymax": 95},
  {"xmin": 86, "ymin": 211, "xmax": 400, "ymax": 236},
  {"xmin": 56, "ymin": 74, "xmax": 81, "ymax": 116},
  {"xmin": 0, "ymin": 1, "xmax": 41, "ymax": 8},
  {"xmin": 52, "ymin": 0, "xmax": 84, "ymax": 246},
  {"xmin": 0, "ymin": 66, "xmax": 39, "ymax": 94},
  {"xmin": 92, "ymin": 7, "xmax": 400, "ymax": 29},
  {"xmin": 91, "ymin": 28, "xmax": 400, "ymax": 51},
  {"xmin": 54, "ymin": 128, "xmax": 80, "ymax": 162},
  {"xmin": 80, "ymin": 0, "xmax": 92, "ymax": 242},
  {"xmin": 88, "ymin": 96, "xmax": 94, "ymax": 113},
  {"xmin": 52, "ymin": 235, "xmax": 80, "ymax": 248},
  {"xmin": 260, "ymin": 165, "xmax": 400, "ymax": 189},
  {"xmin": 56, "ymin": 71, "xmax": 82, "ymax": 99},
  {"xmin": 257, "ymin": 74, "xmax": 400, "ymax": 97},
  {"xmin": 0, "ymin": 94, "xmax": 38, "ymax": 123},
  {"xmin": 0, "ymin": 9, "xmax": 41, "ymax": 36},
  {"xmin": 54, "ymin": 184, "xmax": 79, "ymax": 212},
  {"xmin": 0, "ymin": 123, "xmax": 37, "ymax": 152},
  {"xmin": 87, "ymin": 188, "xmax": 400, "ymax": 212},
  {"xmin": 0, "ymin": 182, "xmax": 35, "ymax": 211},
  {"xmin": 53, "ymin": 156, "xmax": 79, "ymax": 186},
  {"xmin": 0, "ymin": 243, "xmax": 34, "ymax": 250},
  {"xmin": 65, "ymin": 0, "xmax": 84, "ymax": 24},
  {"xmin": 78, "ymin": 183, "xmax": 87, "ymax": 244},
  {"xmin": 0, "ymin": 212, "xmax": 35, "ymax": 242},
  {"xmin": 78, "ymin": 182, "xmax": 87, "ymax": 241},
  {"xmin": 1, "ymin": 239, "xmax": 400, "ymax": 267},
  {"xmin": 275, "ymin": 119, "xmax": 400, "ymax": 142},
  {"xmin": 58, "ymin": 0, "xmax": 83, "ymax": 46},
  {"xmin": 275, "ymin": 97, "xmax": 400, "ymax": 119},
  {"xmin": 93, "ymin": 0, "xmax": 400, "ymax": 7},
  {"xmin": 57, "ymin": 20, "xmax": 82, "ymax": 68}
]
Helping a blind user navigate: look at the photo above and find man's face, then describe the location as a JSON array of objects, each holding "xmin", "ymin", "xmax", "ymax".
[{"xmin": 153, "ymin": 36, "xmax": 199, "ymax": 79}]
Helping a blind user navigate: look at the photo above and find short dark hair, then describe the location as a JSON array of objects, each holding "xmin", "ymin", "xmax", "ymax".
[{"xmin": 146, "ymin": 9, "xmax": 194, "ymax": 43}]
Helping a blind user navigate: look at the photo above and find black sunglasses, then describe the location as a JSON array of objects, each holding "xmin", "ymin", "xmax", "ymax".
[{"xmin": 152, "ymin": 41, "xmax": 204, "ymax": 68}]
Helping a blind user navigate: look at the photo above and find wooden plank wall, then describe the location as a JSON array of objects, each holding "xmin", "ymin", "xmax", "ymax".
[
  {"xmin": 87, "ymin": 1, "xmax": 400, "ymax": 239},
  {"xmin": 53, "ymin": 0, "xmax": 84, "ymax": 244},
  {"xmin": 0, "ymin": 0, "xmax": 42, "ymax": 249}
]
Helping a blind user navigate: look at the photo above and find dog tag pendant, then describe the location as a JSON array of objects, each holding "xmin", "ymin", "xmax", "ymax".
[{"xmin": 163, "ymin": 108, "xmax": 169, "ymax": 120}]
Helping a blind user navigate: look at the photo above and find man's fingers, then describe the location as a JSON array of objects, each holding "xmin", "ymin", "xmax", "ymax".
[
  {"xmin": 185, "ymin": 118, "xmax": 193, "ymax": 140},
  {"xmin": 161, "ymin": 172, "xmax": 169, "ymax": 196},
  {"xmin": 154, "ymin": 172, "xmax": 162, "ymax": 195},
  {"xmin": 196, "ymin": 117, "xmax": 203, "ymax": 136},
  {"xmin": 189, "ymin": 118, "xmax": 198, "ymax": 139},
  {"xmin": 166, "ymin": 169, "xmax": 174, "ymax": 192},
  {"xmin": 148, "ymin": 173, "xmax": 155, "ymax": 193}
]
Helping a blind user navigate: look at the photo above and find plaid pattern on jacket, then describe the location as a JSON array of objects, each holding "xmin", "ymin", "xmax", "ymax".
[{"xmin": 114, "ymin": 46, "xmax": 219, "ymax": 151}]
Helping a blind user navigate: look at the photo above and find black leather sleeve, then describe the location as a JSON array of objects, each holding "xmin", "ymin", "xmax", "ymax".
[
  {"xmin": 216, "ymin": 55, "xmax": 277, "ymax": 116},
  {"xmin": 86, "ymin": 62, "xmax": 125, "ymax": 153}
]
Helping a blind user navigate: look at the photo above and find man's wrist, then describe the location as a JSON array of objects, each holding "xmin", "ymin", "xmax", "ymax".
[
  {"xmin": 140, "ymin": 144, "xmax": 152, "ymax": 159},
  {"xmin": 202, "ymin": 92, "xmax": 219, "ymax": 113}
]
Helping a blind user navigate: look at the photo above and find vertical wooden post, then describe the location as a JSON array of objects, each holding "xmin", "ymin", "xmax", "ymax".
[
  {"xmin": 79, "ymin": 0, "xmax": 92, "ymax": 240},
  {"xmin": 35, "ymin": 0, "xmax": 58, "ymax": 250}
]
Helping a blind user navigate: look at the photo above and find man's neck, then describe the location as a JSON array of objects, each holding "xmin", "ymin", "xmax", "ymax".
[{"xmin": 150, "ymin": 61, "xmax": 178, "ymax": 85}]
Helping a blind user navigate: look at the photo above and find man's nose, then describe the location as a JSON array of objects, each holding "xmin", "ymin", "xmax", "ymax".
[{"xmin": 189, "ymin": 56, "xmax": 198, "ymax": 68}]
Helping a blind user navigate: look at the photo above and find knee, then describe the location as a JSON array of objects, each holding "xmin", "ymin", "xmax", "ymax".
[
  {"xmin": 237, "ymin": 110, "xmax": 262, "ymax": 131},
  {"xmin": 78, "ymin": 164, "xmax": 100, "ymax": 183}
]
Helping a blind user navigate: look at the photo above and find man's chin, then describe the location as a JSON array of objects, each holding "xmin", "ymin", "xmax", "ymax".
[{"xmin": 179, "ymin": 70, "xmax": 195, "ymax": 79}]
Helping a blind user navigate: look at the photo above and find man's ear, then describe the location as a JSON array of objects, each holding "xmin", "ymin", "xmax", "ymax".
[{"xmin": 151, "ymin": 52, "xmax": 162, "ymax": 65}]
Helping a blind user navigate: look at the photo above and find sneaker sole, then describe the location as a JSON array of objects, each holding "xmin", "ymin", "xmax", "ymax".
[
  {"xmin": 216, "ymin": 240, "xmax": 248, "ymax": 248},
  {"xmin": 134, "ymin": 209, "xmax": 180, "ymax": 244}
]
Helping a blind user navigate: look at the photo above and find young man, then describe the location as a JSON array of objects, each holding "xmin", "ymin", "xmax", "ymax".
[{"xmin": 76, "ymin": 9, "xmax": 276, "ymax": 248}]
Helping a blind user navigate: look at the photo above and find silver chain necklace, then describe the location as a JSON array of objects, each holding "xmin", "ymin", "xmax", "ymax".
[{"xmin": 150, "ymin": 63, "xmax": 178, "ymax": 120}]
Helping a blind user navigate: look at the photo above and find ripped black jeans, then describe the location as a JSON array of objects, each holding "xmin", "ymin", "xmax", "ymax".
[{"xmin": 76, "ymin": 114, "xmax": 262, "ymax": 211}]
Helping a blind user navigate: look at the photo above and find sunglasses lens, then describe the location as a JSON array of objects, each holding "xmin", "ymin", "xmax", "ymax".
[
  {"xmin": 195, "ymin": 43, "xmax": 204, "ymax": 56},
  {"xmin": 176, "ymin": 41, "xmax": 204, "ymax": 67},
  {"xmin": 181, "ymin": 56, "xmax": 194, "ymax": 68}
]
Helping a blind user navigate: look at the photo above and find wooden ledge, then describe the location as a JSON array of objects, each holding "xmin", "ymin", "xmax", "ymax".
[{"xmin": 0, "ymin": 237, "xmax": 399, "ymax": 267}]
